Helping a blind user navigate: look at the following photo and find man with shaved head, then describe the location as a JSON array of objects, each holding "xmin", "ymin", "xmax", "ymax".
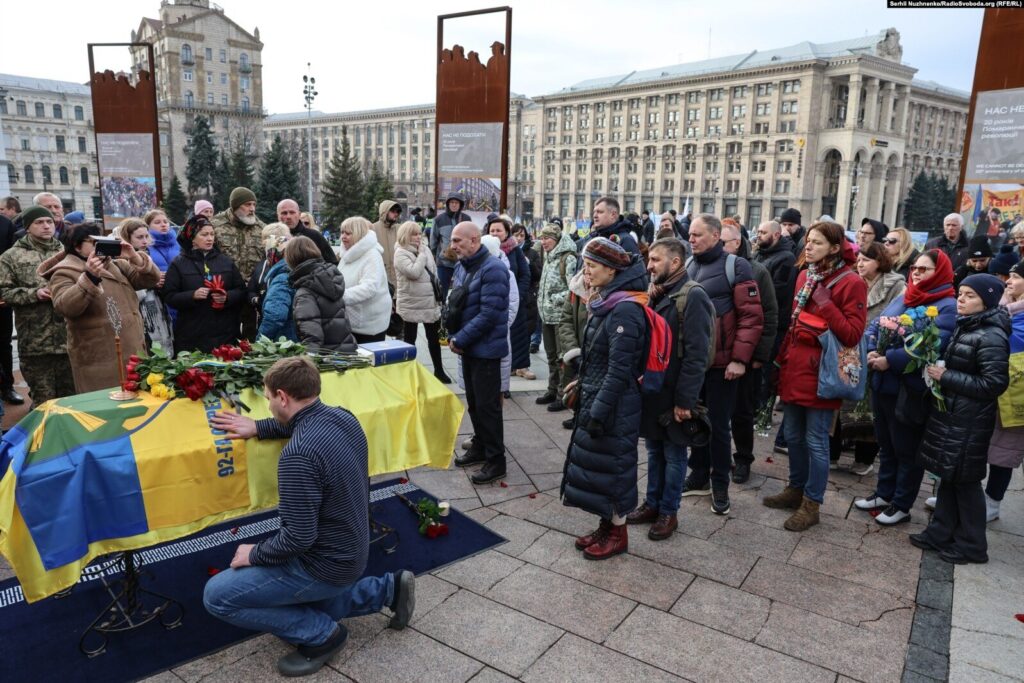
[
  {"xmin": 449, "ymin": 221, "xmax": 511, "ymax": 485},
  {"xmin": 277, "ymin": 199, "xmax": 337, "ymax": 265}
]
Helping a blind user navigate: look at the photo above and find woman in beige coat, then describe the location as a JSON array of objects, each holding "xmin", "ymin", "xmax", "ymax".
[
  {"xmin": 41, "ymin": 223, "xmax": 161, "ymax": 393},
  {"xmin": 393, "ymin": 221, "xmax": 449, "ymax": 383}
]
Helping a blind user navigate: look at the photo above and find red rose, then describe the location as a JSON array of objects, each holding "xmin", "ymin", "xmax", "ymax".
[
  {"xmin": 123, "ymin": 380, "xmax": 139, "ymax": 392},
  {"xmin": 239, "ymin": 340, "xmax": 252, "ymax": 353},
  {"xmin": 127, "ymin": 372, "xmax": 141, "ymax": 382},
  {"xmin": 425, "ymin": 523, "xmax": 449, "ymax": 539},
  {"xmin": 229, "ymin": 348, "xmax": 243, "ymax": 360},
  {"xmin": 126, "ymin": 362, "xmax": 138, "ymax": 372},
  {"xmin": 128, "ymin": 355, "xmax": 141, "ymax": 363}
]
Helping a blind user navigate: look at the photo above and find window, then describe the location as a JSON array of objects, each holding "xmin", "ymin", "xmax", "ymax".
[
  {"xmin": 612, "ymin": 115, "xmax": 622, "ymax": 127},
  {"xmin": 726, "ymin": 179, "xmax": 740, "ymax": 193},
  {"xmin": 241, "ymin": 76, "xmax": 250, "ymax": 91},
  {"xmin": 731, "ymin": 105, "xmax": 746, "ymax": 118},
  {"xmin": 205, "ymin": 48, "xmax": 213, "ymax": 61},
  {"xmin": 643, "ymin": 179, "xmax": 655, "ymax": 192},
  {"xmin": 0, "ymin": 100, "xmax": 5, "ymax": 115},
  {"xmin": 667, "ymin": 94, "xmax": 681, "ymax": 105},
  {"xmin": 220, "ymin": 73, "xmax": 227, "ymax": 85},
  {"xmin": 708, "ymin": 107, "xmax": 722, "ymax": 120},
  {"xmin": 647, "ymin": 112, "xmax": 660, "ymax": 125},
  {"xmin": 181, "ymin": 44, "xmax": 193, "ymax": 63},
  {"xmin": 16, "ymin": 101, "xmax": 27, "ymax": 116},
  {"xmin": 78, "ymin": 136, "xmax": 86, "ymax": 153},
  {"xmin": 53, "ymin": 104, "xmax": 62, "ymax": 119},
  {"xmin": 24, "ymin": 165, "xmax": 34, "ymax": 183},
  {"xmin": 684, "ymin": 161, "xmax": 696, "ymax": 173},
  {"xmin": 730, "ymin": 124, "xmax": 744, "ymax": 135},
  {"xmin": 35, "ymin": 102, "xmax": 44, "ymax": 117},
  {"xmin": 706, "ymin": 125, "xmax": 721, "ymax": 136},
  {"xmin": 183, "ymin": 69, "xmax": 193, "ymax": 82},
  {"xmin": 240, "ymin": 53, "xmax": 250, "ymax": 69},
  {"xmin": 705, "ymin": 160, "xmax": 719, "ymax": 173},
  {"xmin": 777, "ymin": 120, "xmax": 796, "ymax": 133},
  {"xmin": 42, "ymin": 165, "xmax": 51, "ymax": 184},
  {"xmin": 74, "ymin": 105, "xmax": 84, "ymax": 120},
  {"xmin": 776, "ymin": 160, "xmax": 792, "ymax": 173},
  {"xmin": 755, "ymin": 103, "xmax": 771, "ymax": 116},
  {"xmin": 774, "ymin": 180, "xmax": 790, "ymax": 194},
  {"xmin": 80, "ymin": 167, "xmax": 89, "ymax": 184},
  {"xmin": 750, "ymin": 179, "xmax": 765, "ymax": 193},
  {"xmin": 687, "ymin": 91, "xmax": 701, "ymax": 103},
  {"xmin": 612, "ymin": 100, "xmax": 623, "ymax": 111},
  {"xmin": 222, "ymin": 94, "xmax": 228, "ymax": 105},
  {"xmin": 753, "ymin": 122, "xmax": 770, "ymax": 134},
  {"xmin": 728, "ymin": 161, "xmax": 742, "ymax": 173},
  {"xmin": 685, "ymin": 126, "xmax": 698, "ymax": 138},
  {"xmin": 664, "ymin": 161, "xmax": 676, "ymax": 173},
  {"xmin": 59, "ymin": 166, "xmax": 69, "ymax": 184},
  {"xmin": 781, "ymin": 100, "xmax": 798, "ymax": 114},
  {"xmin": 732, "ymin": 86, "xmax": 748, "ymax": 98},
  {"xmin": 207, "ymin": 93, "xmax": 214, "ymax": 105},
  {"xmin": 629, "ymin": 97, "xmax": 641, "ymax": 108},
  {"xmin": 777, "ymin": 140, "xmax": 795, "ymax": 153},
  {"xmin": 630, "ymin": 114, "xmax": 640, "ymax": 126},
  {"xmin": 782, "ymin": 79, "xmax": 801, "ymax": 93},
  {"xmin": 219, "ymin": 49, "xmax": 227, "ymax": 63},
  {"xmin": 751, "ymin": 160, "xmax": 766, "ymax": 172},
  {"xmin": 207, "ymin": 71, "xmax": 213, "ymax": 84},
  {"xmin": 648, "ymin": 95, "xmax": 661, "ymax": 106},
  {"xmin": 686, "ymin": 109, "xmax": 700, "ymax": 121},
  {"xmin": 756, "ymin": 83, "xmax": 773, "ymax": 96},
  {"xmin": 708, "ymin": 89, "xmax": 724, "ymax": 101},
  {"xmin": 626, "ymin": 179, "xmax": 637, "ymax": 191},
  {"xmin": 20, "ymin": 139, "xmax": 29, "ymax": 150},
  {"xmin": 682, "ymin": 179, "xmax": 695, "ymax": 192},
  {"xmin": 56, "ymin": 135, "xmax": 65, "ymax": 152}
]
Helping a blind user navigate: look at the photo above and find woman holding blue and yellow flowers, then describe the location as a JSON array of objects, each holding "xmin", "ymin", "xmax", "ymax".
[{"xmin": 857, "ymin": 249, "xmax": 957, "ymax": 526}]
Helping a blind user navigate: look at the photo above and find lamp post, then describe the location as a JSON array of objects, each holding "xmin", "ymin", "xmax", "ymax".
[
  {"xmin": 302, "ymin": 64, "xmax": 318, "ymax": 213},
  {"xmin": 0, "ymin": 86, "xmax": 9, "ymax": 198}
]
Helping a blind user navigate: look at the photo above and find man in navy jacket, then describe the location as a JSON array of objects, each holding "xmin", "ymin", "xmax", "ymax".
[{"xmin": 449, "ymin": 222, "xmax": 511, "ymax": 484}]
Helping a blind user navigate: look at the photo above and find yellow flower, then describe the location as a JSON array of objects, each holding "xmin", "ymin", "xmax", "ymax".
[
  {"xmin": 146, "ymin": 372, "xmax": 164, "ymax": 386},
  {"xmin": 926, "ymin": 306, "xmax": 938, "ymax": 318},
  {"xmin": 149, "ymin": 383, "xmax": 172, "ymax": 400},
  {"xmin": 898, "ymin": 314, "xmax": 913, "ymax": 326}
]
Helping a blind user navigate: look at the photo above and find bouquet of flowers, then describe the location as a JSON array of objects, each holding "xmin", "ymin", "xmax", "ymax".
[{"xmin": 902, "ymin": 305, "xmax": 946, "ymax": 411}]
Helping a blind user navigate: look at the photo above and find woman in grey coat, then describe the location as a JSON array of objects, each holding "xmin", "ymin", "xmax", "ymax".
[
  {"xmin": 283, "ymin": 236, "xmax": 356, "ymax": 353},
  {"xmin": 394, "ymin": 221, "xmax": 449, "ymax": 382}
]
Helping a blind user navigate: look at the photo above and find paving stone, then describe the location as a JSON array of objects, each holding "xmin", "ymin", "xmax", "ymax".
[
  {"xmin": 434, "ymin": 550, "xmax": 523, "ymax": 594},
  {"xmin": 949, "ymin": 656, "xmax": 1022, "ymax": 683},
  {"xmin": 528, "ymin": 472, "xmax": 564, "ymax": 493},
  {"xmin": 485, "ymin": 514, "xmax": 548, "ymax": 557},
  {"xmin": 904, "ymin": 642, "xmax": 949, "ymax": 681},
  {"xmin": 409, "ymin": 574, "xmax": 460, "ymax": 625},
  {"xmin": 408, "ymin": 467, "xmax": 480, "ymax": 501},
  {"xmin": 754, "ymin": 602, "xmax": 906, "ymax": 683},
  {"xmin": 788, "ymin": 536, "xmax": 919, "ymax": 599},
  {"xmin": 860, "ymin": 525, "xmax": 927, "ymax": 564},
  {"xmin": 486, "ymin": 564, "xmax": 636, "ymax": 642},
  {"xmin": 449, "ymin": 496, "xmax": 483, "ymax": 512},
  {"xmin": 675, "ymin": 507, "xmax": 730, "ymax": 539},
  {"xmin": 416, "ymin": 590, "xmax": 563, "ymax": 678},
  {"xmin": 800, "ymin": 515, "xmax": 872, "ymax": 550},
  {"xmin": 918, "ymin": 554, "xmax": 954, "ymax": 582},
  {"xmin": 707, "ymin": 517, "xmax": 800, "ymax": 562},
  {"xmin": 463, "ymin": 506, "xmax": 499, "ymax": 525},
  {"xmin": 525, "ymin": 497, "xmax": 600, "ymax": 536},
  {"xmin": 630, "ymin": 531, "xmax": 759, "ymax": 588},
  {"xmin": 910, "ymin": 606, "xmax": 951, "ymax": 655},
  {"xmin": 859, "ymin": 604, "xmax": 915, "ymax": 640},
  {"xmin": 339, "ymin": 627, "xmax": 482, "ymax": 683},
  {"xmin": 171, "ymin": 634, "xmax": 276, "ymax": 682},
  {"xmin": 468, "ymin": 668, "xmax": 518, "ymax": 683},
  {"xmin": 743, "ymin": 557, "xmax": 911, "ymax": 626},
  {"xmin": 522, "ymin": 633, "xmax": 685, "ymax": 682},
  {"xmin": 144, "ymin": 672, "xmax": 187, "ymax": 683},
  {"xmin": 916, "ymin": 578, "xmax": 953, "ymax": 613},
  {"xmin": 901, "ymin": 670, "xmax": 944, "ymax": 683},
  {"xmin": 606, "ymin": 604, "xmax": 833, "ymax": 683},
  {"xmin": 503, "ymin": 423, "xmax": 558, "ymax": 457},
  {"xmin": 548, "ymin": 545, "xmax": 694, "ymax": 610},
  {"xmin": 191, "ymin": 638, "xmax": 354, "ymax": 682},
  {"xmin": 476, "ymin": 481, "xmax": 539, "ymax": 507},
  {"xmin": 488, "ymin": 491, "xmax": 557, "ymax": 519},
  {"xmin": 950, "ymin": 535, "xmax": 1024, "ymax": 639},
  {"xmin": 517, "ymin": 529, "xmax": 576, "ymax": 568},
  {"xmin": 670, "ymin": 577, "xmax": 771, "ymax": 641}
]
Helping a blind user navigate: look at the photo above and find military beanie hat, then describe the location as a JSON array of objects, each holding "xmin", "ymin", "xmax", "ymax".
[
  {"xmin": 21, "ymin": 206, "xmax": 53, "ymax": 229},
  {"xmin": 230, "ymin": 187, "xmax": 257, "ymax": 212}
]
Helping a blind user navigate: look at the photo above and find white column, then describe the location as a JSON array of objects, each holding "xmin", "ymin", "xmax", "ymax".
[
  {"xmin": 880, "ymin": 82, "xmax": 896, "ymax": 133},
  {"xmin": 836, "ymin": 160, "xmax": 854, "ymax": 225},
  {"xmin": 863, "ymin": 77, "xmax": 880, "ymax": 131},
  {"xmin": 847, "ymin": 75, "xmax": 864, "ymax": 128}
]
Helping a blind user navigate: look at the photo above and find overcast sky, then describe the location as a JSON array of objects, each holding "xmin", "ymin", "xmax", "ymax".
[{"xmin": 4, "ymin": 0, "xmax": 983, "ymax": 114}]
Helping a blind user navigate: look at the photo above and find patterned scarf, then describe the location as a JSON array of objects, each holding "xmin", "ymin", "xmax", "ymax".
[
  {"xmin": 648, "ymin": 264, "xmax": 687, "ymax": 302},
  {"xmin": 588, "ymin": 289, "xmax": 648, "ymax": 316},
  {"xmin": 790, "ymin": 258, "xmax": 841, "ymax": 323},
  {"xmin": 499, "ymin": 237, "xmax": 517, "ymax": 256}
]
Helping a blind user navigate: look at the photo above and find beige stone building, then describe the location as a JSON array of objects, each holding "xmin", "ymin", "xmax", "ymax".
[
  {"xmin": 531, "ymin": 28, "xmax": 967, "ymax": 227},
  {"xmin": 263, "ymin": 97, "xmax": 538, "ymax": 217},
  {"xmin": 0, "ymin": 74, "xmax": 100, "ymax": 217},
  {"xmin": 130, "ymin": 0, "xmax": 264, "ymax": 192}
]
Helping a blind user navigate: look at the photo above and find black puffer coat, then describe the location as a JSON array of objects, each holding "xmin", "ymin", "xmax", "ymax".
[
  {"xmin": 506, "ymin": 243, "xmax": 532, "ymax": 370},
  {"xmin": 561, "ymin": 258, "xmax": 648, "ymax": 519},
  {"xmin": 162, "ymin": 246, "xmax": 245, "ymax": 355},
  {"xmin": 288, "ymin": 259, "xmax": 357, "ymax": 353},
  {"xmin": 917, "ymin": 306, "xmax": 1010, "ymax": 483}
]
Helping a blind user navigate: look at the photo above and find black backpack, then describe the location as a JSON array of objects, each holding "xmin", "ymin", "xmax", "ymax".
[{"xmin": 440, "ymin": 267, "xmax": 478, "ymax": 335}]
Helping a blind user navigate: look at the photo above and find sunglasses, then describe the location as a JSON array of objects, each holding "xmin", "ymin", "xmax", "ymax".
[
  {"xmin": 881, "ymin": 238, "xmax": 898, "ymax": 245},
  {"xmin": 909, "ymin": 266, "xmax": 935, "ymax": 274}
]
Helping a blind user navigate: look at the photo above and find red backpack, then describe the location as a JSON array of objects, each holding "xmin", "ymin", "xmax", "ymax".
[{"xmin": 638, "ymin": 304, "xmax": 673, "ymax": 394}]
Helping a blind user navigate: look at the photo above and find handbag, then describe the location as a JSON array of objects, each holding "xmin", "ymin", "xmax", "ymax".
[
  {"xmin": 816, "ymin": 329, "xmax": 867, "ymax": 400},
  {"xmin": 440, "ymin": 267, "xmax": 478, "ymax": 335},
  {"xmin": 427, "ymin": 266, "xmax": 444, "ymax": 305}
]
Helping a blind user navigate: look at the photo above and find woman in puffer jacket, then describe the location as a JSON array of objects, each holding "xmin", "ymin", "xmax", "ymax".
[
  {"xmin": 394, "ymin": 221, "xmax": 450, "ymax": 383},
  {"xmin": 256, "ymin": 227, "xmax": 297, "ymax": 342},
  {"xmin": 337, "ymin": 217, "xmax": 391, "ymax": 343},
  {"xmin": 284, "ymin": 236, "xmax": 357, "ymax": 353},
  {"xmin": 913, "ymin": 273, "xmax": 1010, "ymax": 564}
]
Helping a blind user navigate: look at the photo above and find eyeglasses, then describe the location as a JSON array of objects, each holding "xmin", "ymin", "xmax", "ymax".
[
  {"xmin": 881, "ymin": 238, "xmax": 898, "ymax": 245},
  {"xmin": 301, "ymin": 221, "xmax": 310, "ymax": 227},
  {"xmin": 857, "ymin": 230, "xmax": 875, "ymax": 236},
  {"xmin": 909, "ymin": 266, "xmax": 935, "ymax": 274}
]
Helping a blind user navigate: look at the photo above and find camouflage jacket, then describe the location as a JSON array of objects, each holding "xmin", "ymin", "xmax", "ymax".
[
  {"xmin": 211, "ymin": 208, "xmax": 265, "ymax": 281},
  {"xmin": 0, "ymin": 236, "xmax": 68, "ymax": 356}
]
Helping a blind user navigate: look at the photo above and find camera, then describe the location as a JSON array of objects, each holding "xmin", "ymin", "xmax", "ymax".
[{"xmin": 93, "ymin": 236, "xmax": 122, "ymax": 258}]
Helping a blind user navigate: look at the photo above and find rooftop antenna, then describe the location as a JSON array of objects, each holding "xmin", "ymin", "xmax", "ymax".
[{"xmin": 707, "ymin": 25, "xmax": 712, "ymax": 59}]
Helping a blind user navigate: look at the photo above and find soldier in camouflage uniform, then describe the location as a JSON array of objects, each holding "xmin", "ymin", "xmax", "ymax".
[
  {"xmin": 210, "ymin": 187, "xmax": 265, "ymax": 340},
  {"xmin": 0, "ymin": 206, "xmax": 74, "ymax": 405}
]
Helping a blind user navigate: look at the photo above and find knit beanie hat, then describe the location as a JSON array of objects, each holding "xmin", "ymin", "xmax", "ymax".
[
  {"xmin": 21, "ymin": 206, "xmax": 53, "ymax": 229},
  {"xmin": 967, "ymin": 234, "xmax": 993, "ymax": 259},
  {"xmin": 583, "ymin": 236, "xmax": 631, "ymax": 271},
  {"xmin": 988, "ymin": 245, "xmax": 1019, "ymax": 276},
  {"xmin": 229, "ymin": 187, "xmax": 257, "ymax": 212},
  {"xmin": 861, "ymin": 218, "xmax": 889, "ymax": 241},
  {"xmin": 539, "ymin": 224, "xmax": 562, "ymax": 241},
  {"xmin": 64, "ymin": 211, "xmax": 85, "ymax": 225},
  {"xmin": 1010, "ymin": 259, "xmax": 1024, "ymax": 279},
  {"xmin": 194, "ymin": 199, "xmax": 214, "ymax": 215},
  {"xmin": 960, "ymin": 273, "xmax": 1005, "ymax": 310},
  {"xmin": 779, "ymin": 208, "xmax": 801, "ymax": 225}
]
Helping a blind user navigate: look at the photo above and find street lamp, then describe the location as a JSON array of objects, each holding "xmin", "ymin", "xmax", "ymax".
[
  {"xmin": 302, "ymin": 64, "xmax": 318, "ymax": 213},
  {"xmin": 0, "ymin": 86, "xmax": 9, "ymax": 198}
]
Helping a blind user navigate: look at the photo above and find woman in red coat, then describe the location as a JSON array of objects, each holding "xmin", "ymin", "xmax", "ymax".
[{"xmin": 764, "ymin": 221, "xmax": 867, "ymax": 531}]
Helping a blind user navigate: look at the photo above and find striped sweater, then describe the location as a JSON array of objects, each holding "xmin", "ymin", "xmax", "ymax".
[{"xmin": 249, "ymin": 400, "xmax": 370, "ymax": 585}]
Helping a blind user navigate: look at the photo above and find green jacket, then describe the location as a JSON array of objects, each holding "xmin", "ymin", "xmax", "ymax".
[
  {"xmin": 211, "ymin": 208, "xmax": 266, "ymax": 280},
  {"xmin": 0, "ymin": 236, "xmax": 68, "ymax": 357},
  {"xmin": 557, "ymin": 289, "xmax": 589, "ymax": 359},
  {"xmin": 538, "ymin": 233, "xmax": 578, "ymax": 325}
]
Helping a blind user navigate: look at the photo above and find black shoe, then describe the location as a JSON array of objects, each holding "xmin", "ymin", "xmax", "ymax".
[
  {"xmin": 529, "ymin": 344, "xmax": 540, "ymax": 354},
  {"xmin": 536, "ymin": 392, "xmax": 556, "ymax": 405},
  {"xmin": 503, "ymin": 391, "xmax": 512, "ymax": 399},
  {"xmin": 277, "ymin": 624, "xmax": 348, "ymax": 677},
  {"xmin": 435, "ymin": 372, "xmax": 452, "ymax": 385},
  {"xmin": 454, "ymin": 450, "xmax": 486, "ymax": 468},
  {"xmin": 773, "ymin": 444, "xmax": 788, "ymax": 455},
  {"xmin": 562, "ymin": 416, "xmax": 575, "ymax": 430},
  {"xmin": 388, "ymin": 570, "xmax": 416, "ymax": 630},
  {"xmin": 681, "ymin": 476, "xmax": 711, "ymax": 497},
  {"xmin": 732, "ymin": 462, "xmax": 751, "ymax": 484},
  {"xmin": 471, "ymin": 461, "xmax": 506, "ymax": 485},
  {"xmin": 546, "ymin": 399, "xmax": 567, "ymax": 412},
  {"xmin": 939, "ymin": 548, "xmax": 987, "ymax": 565},
  {"xmin": 2, "ymin": 389, "xmax": 24, "ymax": 405},
  {"xmin": 908, "ymin": 533, "xmax": 942, "ymax": 552},
  {"xmin": 711, "ymin": 487, "xmax": 731, "ymax": 515}
]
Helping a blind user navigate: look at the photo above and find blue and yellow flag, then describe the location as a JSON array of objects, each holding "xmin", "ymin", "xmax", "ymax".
[{"xmin": 0, "ymin": 362, "xmax": 462, "ymax": 602}]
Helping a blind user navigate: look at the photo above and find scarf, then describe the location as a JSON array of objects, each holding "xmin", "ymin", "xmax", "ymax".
[
  {"xmin": 904, "ymin": 250, "xmax": 955, "ymax": 307},
  {"xmin": 499, "ymin": 237, "xmax": 517, "ymax": 256},
  {"xmin": 648, "ymin": 264, "xmax": 687, "ymax": 302},
  {"xmin": 588, "ymin": 289, "xmax": 648, "ymax": 316},
  {"xmin": 790, "ymin": 258, "xmax": 842, "ymax": 323}
]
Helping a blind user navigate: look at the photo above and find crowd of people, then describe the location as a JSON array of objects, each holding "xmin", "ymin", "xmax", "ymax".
[{"xmin": 100, "ymin": 176, "xmax": 159, "ymax": 218}]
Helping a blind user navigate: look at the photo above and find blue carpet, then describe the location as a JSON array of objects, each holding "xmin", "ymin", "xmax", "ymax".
[{"xmin": 0, "ymin": 479, "xmax": 505, "ymax": 682}]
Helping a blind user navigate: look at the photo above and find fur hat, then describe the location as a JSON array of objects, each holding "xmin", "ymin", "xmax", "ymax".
[
  {"xmin": 229, "ymin": 187, "xmax": 257, "ymax": 212},
  {"xmin": 583, "ymin": 236, "xmax": 630, "ymax": 271}
]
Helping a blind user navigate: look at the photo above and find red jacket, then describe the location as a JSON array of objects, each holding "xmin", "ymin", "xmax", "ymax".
[{"xmin": 777, "ymin": 265, "xmax": 868, "ymax": 410}]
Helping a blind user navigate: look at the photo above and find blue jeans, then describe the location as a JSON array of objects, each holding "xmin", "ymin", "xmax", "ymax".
[
  {"xmin": 872, "ymin": 391, "xmax": 927, "ymax": 512},
  {"xmin": 782, "ymin": 403, "xmax": 832, "ymax": 504},
  {"xmin": 203, "ymin": 557, "xmax": 394, "ymax": 647},
  {"xmin": 645, "ymin": 438, "xmax": 688, "ymax": 515},
  {"xmin": 530, "ymin": 328, "xmax": 542, "ymax": 347}
]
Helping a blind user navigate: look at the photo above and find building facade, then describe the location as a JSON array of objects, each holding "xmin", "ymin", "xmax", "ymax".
[
  {"xmin": 0, "ymin": 74, "xmax": 100, "ymax": 217},
  {"xmin": 530, "ymin": 29, "xmax": 967, "ymax": 228},
  {"xmin": 263, "ymin": 97, "xmax": 539, "ymax": 218},
  {"xmin": 131, "ymin": 0, "xmax": 264, "ymax": 192}
]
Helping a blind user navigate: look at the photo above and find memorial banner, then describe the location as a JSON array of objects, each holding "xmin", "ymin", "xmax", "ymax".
[
  {"xmin": 438, "ymin": 123, "xmax": 504, "ymax": 212},
  {"xmin": 97, "ymin": 133, "xmax": 159, "ymax": 229}
]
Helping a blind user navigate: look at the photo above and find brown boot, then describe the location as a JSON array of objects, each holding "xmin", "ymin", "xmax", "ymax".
[
  {"xmin": 626, "ymin": 503, "xmax": 658, "ymax": 525},
  {"xmin": 763, "ymin": 486, "xmax": 804, "ymax": 510},
  {"xmin": 648, "ymin": 513, "xmax": 678, "ymax": 541},
  {"xmin": 575, "ymin": 518, "xmax": 612, "ymax": 550},
  {"xmin": 584, "ymin": 523, "xmax": 628, "ymax": 560},
  {"xmin": 784, "ymin": 497, "xmax": 820, "ymax": 532}
]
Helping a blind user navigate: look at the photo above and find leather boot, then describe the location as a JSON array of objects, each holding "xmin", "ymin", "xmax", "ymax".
[
  {"xmin": 763, "ymin": 486, "xmax": 804, "ymax": 510},
  {"xmin": 584, "ymin": 523, "xmax": 628, "ymax": 560},
  {"xmin": 575, "ymin": 518, "xmax": 612, "ymax": 550},
  {"xmin": 648, "ymin": 514, "xmax": 678, "ymax": 541},
  {"xmin": 625, "ymin": 503, "xmax": 658, "ymax": 525},
  {"xmin": 783, "ymin": 497, "xmax": 821, "ymax": 532}
]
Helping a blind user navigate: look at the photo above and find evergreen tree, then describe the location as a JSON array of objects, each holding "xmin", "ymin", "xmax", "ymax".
[
  {"xmin": 227, "ymin": 142, "xmax": 256, "ymax": 192},
  {"xmin": 255, "ymin": 135, "xmax": 302, "ymax": 223},
  {"xmin": 903, "ymin": 171, "xmax": 935, "ymax": 231},
  {"xmin": 184, "ymin": 115, "xmax": 218, "ymax": 201},
  {"xmin": 211, "ymin": 150, "xmax": 232, "ymax": 212},
  {"xmin": 162, "ymin": 175, "xmax": 188, "ymax": 225},
  {"xmin": 362, "ymin": 160, "xmax": 396, "ymax": 221},
  {"xmin": 320, "ymin": 127, "xmax": 365, "ymax": 227}
]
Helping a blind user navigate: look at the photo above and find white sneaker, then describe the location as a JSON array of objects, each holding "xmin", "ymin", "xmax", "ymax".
[
  {"xmin": 855, "ymin": 496, "xmax": 891, "ymax": 511},
  {"xmin": 850, "ymin": 463, "xmax": 874, "ymax": 477},
  {"xmin": 461, "ymin": 438, "xmax": 473, "ymax": 451},
  {"xmin": 924, "ymin": 496, "xmax": 937, "ymax": 511},
  {"xmin": 986, "ymin": 494, "xmax": 1000, "ymax": 523},
  {"xmin": 875, "ymin": 505, "xmax": 911, "ymax": 526}
]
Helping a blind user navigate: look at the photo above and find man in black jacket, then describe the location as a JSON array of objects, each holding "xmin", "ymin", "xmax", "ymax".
[
  {"xmin": 926, "ymin": 213, "xmax": 970, "ymax": 270},
  {"xmin": 430, "ymin": 192, "xmax": 469, "ymax": 300},
  {"xmin": 627, "ymin": 237, "xmax": 714, "ymax": 539},
  {"xmin": 0, "ymin": 199, "xmax": 22, "ymax": 404},
  {"xmin": 577, "ymin": 197, "xmax": 639, "ymax": 256},
  {"xmin": 779, "ymin": 208, "xmax": 805, "ymax": 257},
  {"xmin": 753, "ymin": 220, "xmax": 796, "ymax": 339},
  {"xmin": 277, "ymin": 199, "xmax": 338, "ymax": 265}
]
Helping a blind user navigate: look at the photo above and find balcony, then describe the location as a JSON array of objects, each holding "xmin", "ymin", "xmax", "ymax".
[
  {"xmin": 181, "ymin": 56, "xmax": 195, "ymax": 66},
  {"xmin": 239, "ymin": 63, "xmax": 253, "ymax": 74}
]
